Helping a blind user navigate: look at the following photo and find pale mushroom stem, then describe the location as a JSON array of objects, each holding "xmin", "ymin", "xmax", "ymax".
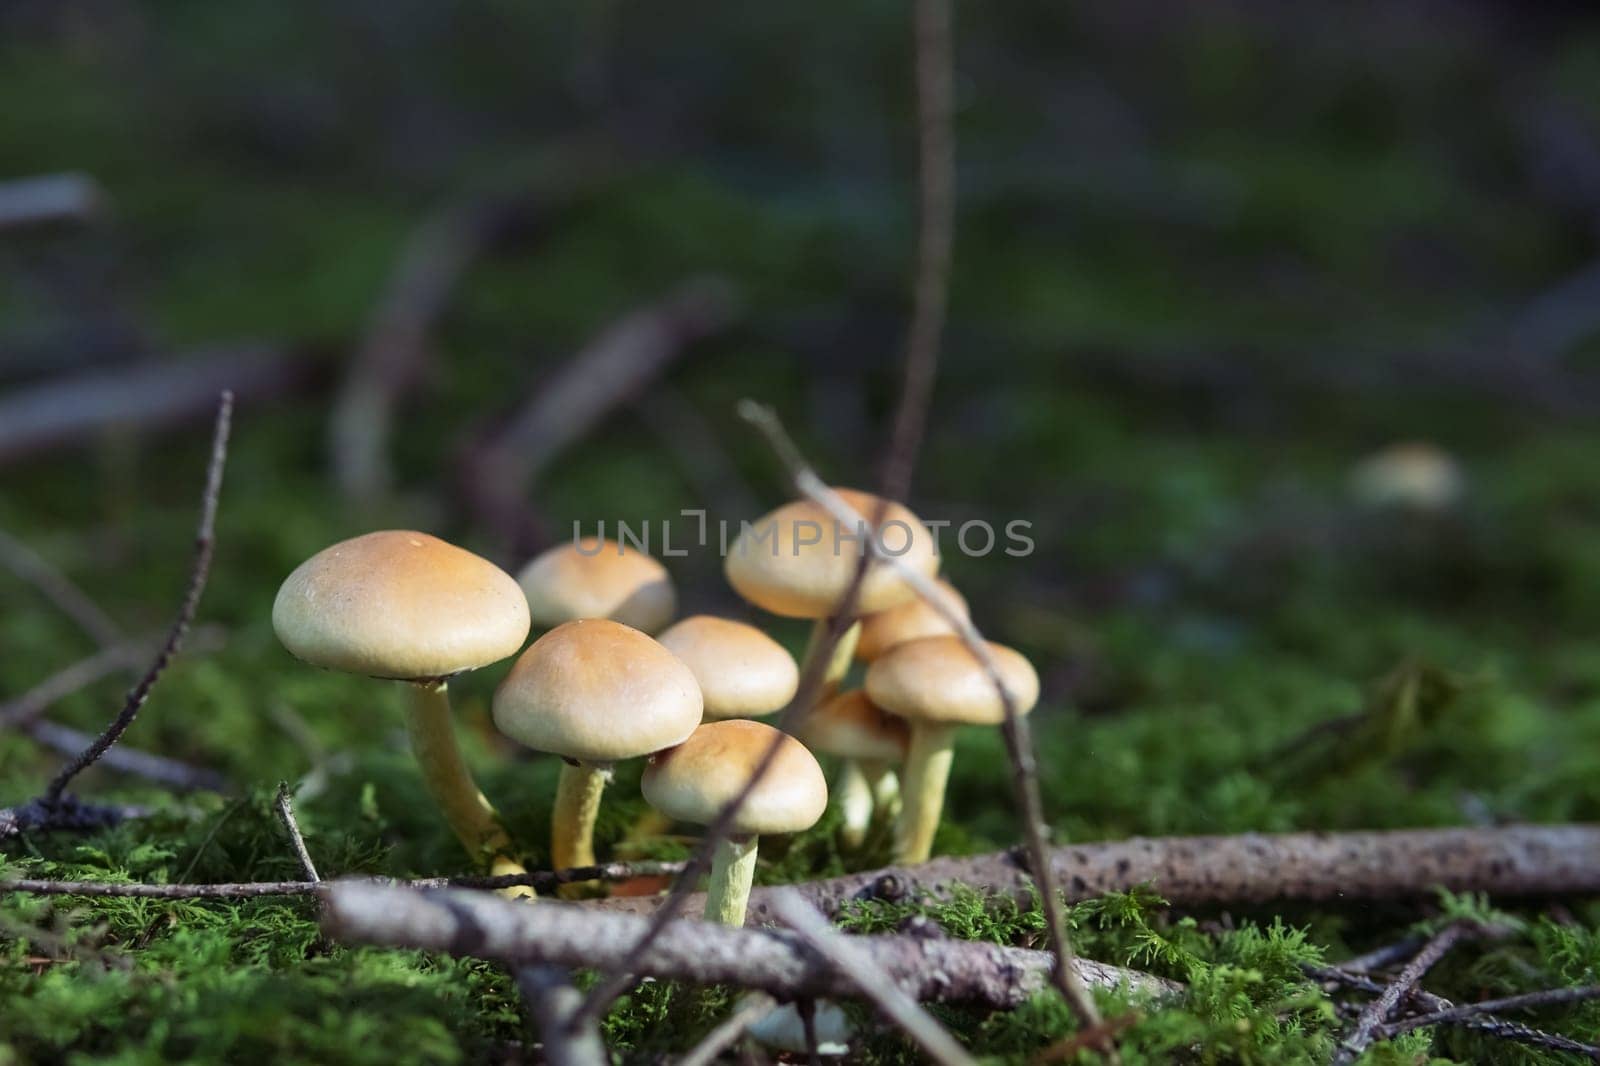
[
  {"xmin": 863, "ymin": 757, "xmax": 901, "ymax": 831},
  {"xmin": 705, "ymin": 834, "xmax": 759, "ymax": 925},
  {"xmin": 404, "ymin": 681, "xmax": 534, "ymax": 899},
  {"xmin": 798, "ymin": 617, "xmax": 860, "ymax": 705},
  {"xmin": 894, "ymin": 722, "xmax": 957, "ymax": 864},
  {"xmin": 552, "ymin": 761, "xmax": 612, "ymax": 899},
  {"xmin": 835, "ymin": 761, "xmax": 874, "ymax": 850}
]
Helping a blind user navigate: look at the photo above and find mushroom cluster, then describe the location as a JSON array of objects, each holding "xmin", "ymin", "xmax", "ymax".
[{"xmin": 271, "ymin": 492, "xmax": 1038, "ymax": 920}]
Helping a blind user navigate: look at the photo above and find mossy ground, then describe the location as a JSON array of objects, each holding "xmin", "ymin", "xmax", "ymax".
[{"xmin": 7, "ymin": 4, "xmax": 1600, "ymax": 1062}]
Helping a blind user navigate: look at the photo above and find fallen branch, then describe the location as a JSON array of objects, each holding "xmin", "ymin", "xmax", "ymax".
[
  {"xmin": 589, "ymin": 824, "xmax": 1600, "ymax": 921},
  {"xmin": 1332, "ymin": 921, "xmax": 1474, "ymax": 1064},
  {"xmin": 321, "ymin": 880, "xmax": 1178, "ymax": 1009},
  {"xmin": 1312, "ymin": 966, "xmax": 1600, "ymax": 1059},
  {"xmin": 463, "ymin": 277, "xmax": 737, "ymax": 555},
  {"xmin": 1376, "ymin": 984, "xmax": 1600, "ymax": 1042},
  {"xmin": 518, "ymin": 965, "xmax": 606, "ymax": 1066},
  {"xmin": 20, "ymin": 720, "xmax": 228, "ymax": 793},
  {"xmin": 0, "ymin": 527, "xmax": 124, "ymax": 650},
  {"xmin": 45, "ymin": 392, "xmax": 232, "ymax": 802},
  {"xmin": 0, "ymin": 173, "xmax": 104, "ymax": 232},
  {"xmin": 0, "ymin": 796, "xmax": 150, "ymax": 838},
  {"xmin": 0, "ymin": 860, "xmax": 688, "ymax": 899},
  {"xmin": 0, "ymin": 347, "xmax": 311, "ymax": 463},
  {"xmin": 772, "ymin": 889, "xmax": 977, "ymax": 1066}
]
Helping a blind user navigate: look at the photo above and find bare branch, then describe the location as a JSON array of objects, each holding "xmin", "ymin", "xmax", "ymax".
[
  {"xmin": 0, "ymin": 347, "xmax": 308, "ymax": 463},
  {"xmin": 589, "ymin": 824, "xmax": 1600, "ymax": 920},
  {"xmin": 0, "ymin": 626, "xmax": 226, "ymax": 729},
  {"xmin": 21, "ymin": 720, "xmax": 228, "ymax": 793},
  {"xmin": 321, "ymin": 880, "xmax": 1178, "ymax": 1009},
  {"xmin": 518, "ymin": 966, "xmax": 607, "ymax": 1066},
  {"xmin": 0, "ymin": 860, "xmax": 688, "ymax": 899},
  {"xmin": 1376, "ymin": 984, "xmax": 1600, "ymax": 1042},
  {"xmin": 44, "ymin": 392, "xmax": 232, "ymax": 802},
  {"xmin": 771, "ymin": 889, "xmax": 978, "ymax": 1066},
  {"xmin": 1332, "ymin": 922, "xmax": 1473, "ymax": 1065},
  {"xmin": 1312, "ymin": 966, "xmax": 1600, "ymax": 1058},
  {"xmin": 738, "ymin": 402, "xmax": 1103, "ymax": 1029},
  {"xmin": 0, "ymin": 172, "xmax": 104, "ymax": 232},
  {"xmin": 463, "ymin": 278, "xmax": 737, "ymax": 555},
  {"xmin": 0, "ymin": 797, "xmax": 150, "ymax": 839},
  {"xmin": 678, "ymin": 994, "xmax": 778, "ymax": 1066},
  {"xmin": 274, "ymin": 783, "xmax": 320, "ymax": 883},
  {"xmin": 0, "ymin": 528, "xmax": 124, "ymax": 650}
]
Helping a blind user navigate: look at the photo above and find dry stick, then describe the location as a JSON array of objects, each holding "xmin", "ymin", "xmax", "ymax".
[
  {"xmin": 1332, "ymin": 922, "xmax": 1474, "ymax": 1065},
  {"xmin": 464, "ymin": 278, "xmax": 737, "ymax": 555},
  {"xmin": 1376, "ymin": 984, "xmax": 1600, "ymax": 1042},
  {"xmin": 1311, "ymin": 966, "xmax": 1600, "ymax": 1059},
  {"xmin": 44, "ymin": 392, "xmax": 233, "ymax": 803},
  {"xmin": 1340, "ymin": 935, "xmax": 1429, "ymax": 974},
  {"xmin": 517, "ymin": 966, "xmax": 607, "ymax": 1066},
  {"xmin": 274, "ymin": 783, "xmax": 320, "ymax": 883},
  {"xmin": 0, "ymin": 798, "xmax": 150, "ymax": 838},
  {"xmin": 0, "ymin": 861, "xmax": 690, "ymax": 899},
  {"xmin": 739, "ymin": 403, "xmax": 1105, "ymax": 1035},
  {"xmin": 0, "ymin": 527, "xmax": 124, "ymax": 651},
  {"xmin": 589, "ymin": 824, "xmax": 1600, "ymax": 921},
  {"xmin": 0, "ymin": 347, "xmax": 308, "ymax": 463},
  {"xmin": 321, "ymin": 880, "xmax": 1177, "ymax": 1008},
  {"xmin": 771, "ymin": 889, "xmax": 979, "ymax": 1066},
  {"xmin": 0, "ymin": 626, "xmax": 226, "ymax": 729},
  {"xmin": 22, "ymin": 720, "xmax": 228, "ymax": 794},
  {"xmin": 0, "ymin": 172, "xmax": 104, "ymax": 231},
  {"xmin": 678, "ymin": 993, "xmax": 778, "ymax": 1066}
]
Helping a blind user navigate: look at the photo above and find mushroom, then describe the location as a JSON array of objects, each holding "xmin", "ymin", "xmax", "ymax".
[
  {"xmin": 724, "ymin": 488, "xmax": 939, "ymax": 698},
  {"xmin": 793, "ymin": 690, "xmax": 909, "ymax": 849},
  {"xmin": 657, "ymin": 615, "xmax": 799, "ymax": 720},
  {"xmin": 516, "ymin": 537, "xmax": 676, "ymax": 634},
  {"xmin": 865, "ymin": 635, "xmax": 1039, "ymax": 864},
  {"xmin": 854, "ymin": 578, "xmax": 969, "ymax": 663},
  {"xmin": 273, "ymin": 530, "xmax": 532, "ymax": 890},
  {"xmin": 641, "ymin": 719, "xmax": 827, "ymax": 925},
  {"xmin": 493, "ymin": 618, "xmax": 701, "ymax": 897}
]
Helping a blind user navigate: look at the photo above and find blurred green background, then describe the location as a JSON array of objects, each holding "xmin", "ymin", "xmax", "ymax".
[{"xmin": 8, "ymin": 2, "xmax": 1600, "ymax": 1062}]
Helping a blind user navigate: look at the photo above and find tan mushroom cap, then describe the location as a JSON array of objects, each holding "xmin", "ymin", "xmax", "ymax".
[
  {"xmin": 724, "ymin": 489, "xmax": 940, "ymax": 619},
  {"xmin": 517, "ymin": 538, "xmax": 676, "ymax": 633},
  {"xmin": 865, "ymin": 635, "xmax": 1040, "ymax": 726},
  {"xmin": 492, "ymin": 619, "xmax": 702, "ymax": 763},
  {"xmin": 657, "ymin": 616, "xmax": 799, "ymax": 720},
  {"xmin": 273, "ymin": 530, "xmax": 530, "ymax": 682},
  {"xmin": 794, "ymin": 690, "xmax": 909, "ymax": 762},
  {"xmin": 642, "ymin": 720, "xmax": 827, "ymax": 835},
  {"xmin": 855, "ymin": 579, "xmax": 970, "ymax": 662}
]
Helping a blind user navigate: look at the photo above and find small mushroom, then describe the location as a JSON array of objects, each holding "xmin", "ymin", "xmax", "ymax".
[
  {"xmin": 657, "ymin": 615, "xmax": 799, "ymax": 720},
  {"xmin": 493, "ymin": 619, "xmax": 701, "ymax": 897},
  {"xmin": 273, "ymin": 531, "xmax": 532, "ymax": 890},
  {"xmin": 855, "ymin": 578, "xmax": 969, "ymax": 663},
  {"xmin": 793, "ymin": 690, "xmax": 909, "ymax": 849},
  {"xmin": 724, "ymin": 488, "xmax": 940, "ymax": 696},
  {"xmin": 641, "ymin": 720, "xmax": 827, "ymax": 925},
  {"xmin": 865, "ymin": 635, "xmax": 1039, "ymax": 864},
  {"xmin": 516, "ymin": 537, "xmax": 676, "ymax": 634}
]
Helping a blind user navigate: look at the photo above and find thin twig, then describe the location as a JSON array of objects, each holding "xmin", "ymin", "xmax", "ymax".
[
  {"xmin": 518, "ymin": 966, "xmax": 607, "ymax": 1066},
  {"xmin": 739, "ymin": 402, "xmax": 1105, "ymax": 1033},
  {"xmin": 323, "ymin": 881, "xmax": 1177, "ymax": 1009},
  {"xmin": 589, "ymin": 824, "xmax": 1600, "ymax": 921},
  {"xmin": 274, "ymin": 782, "xmax": 320, "ymax": 883},
  {"xmin": 1340, "ymin": 935, "xmax": 1428, "ymax": 974},
  {"xmin": 1332, "ymin": 922, "xmax": 1473, "ymax": 1065},
  {"xmin": 0, "ymin": 861, "xmax": 689, "ymax": 899},
  {"xmin": 21, "ymin": 720, "xmax": 228, "ymax": 793},
  {"xmin": 678, "ymin": 993, "xmax": 778, "ymax": 1066},
  {"xmin": 0, "ymin": 527, "xmax": 124, "ymax": 650},
  {"xmin": 44, "ymin": 392, "xmax": 232, "ymax": 802},
  {"xmin": 771, "ymin": 889, "xmax": 978, "ymax": 1066},
  {"xmin": 1376, "ymin": 984, "xmax": 1600, "ymax": 1041},
  {"xmin": 0, "ymin": 172, "xmax": 104, "ymax": 231},
  {"xmin": 1312, "ymin": 965, "xmax": 1600, "ymax": 1058},
  {"xmin": 0, "ymin": 625, "xmax": 226, "ymax": 729}
]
